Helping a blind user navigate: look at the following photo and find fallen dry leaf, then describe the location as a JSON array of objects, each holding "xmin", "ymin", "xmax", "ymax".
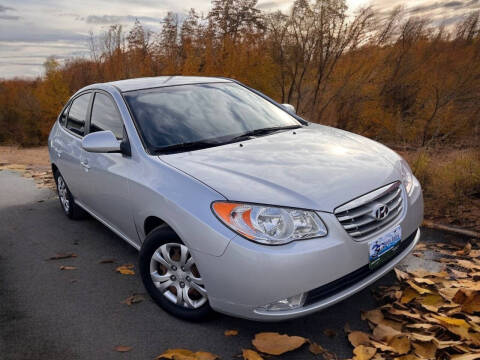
[
  {"xmin": 224, "ymin": 329, "xmax": 238, "ymax": 336},
  {"xmin": 369, "ymin": 339, "xmax": 394, "ymax": 352},
  {"xmin": 431, "ymin": 338, "xmax": 463, "ymax": 349},
  {"xmin": 308, "ymin": 342, "xmax": 324, "ymax": 355},
  {"xmin": 353, "ymin": 345, "xmax": 376, "ymax": 360},
  {"xmin": 361, "ymin": 309, "xmax": 384, "ymax": 325},
  {"xmin": 406, "ymin": 280, "xmax": 433, "ymax": 295},
  {"xmin": 408, "ymin": 269, "xmax": 447, "ymax": 278},
  {"xmin": 401, "ymin": 287, "xmax": 419, "ymax": 304},
  {"xmin": 446, "ymin": 324, "xmax": 471, "ymax": 340},
  {"xmin": 450, "ymin": 354, "xmax": 480, "ymax": 360},
  {"xmin": 419, "ymin": 294, "xmax": 445, "ymax": 312},
  {"xmin": 413, "ymin": 277, "xmax": 435, "ymax": 285},
  {"xmin": 457, "ymin": 260, "xmax": 480, "ymax": 271},
  {"xmin": 431, "ymin": 314, "xmax": 470, "ymax": 328},
  {"xmin": 116, "ymin": 264, "xmax": 135, "ymax": 275},
  {"xmin": 385, "ymin": 307, "xmax": 423, "ymax": 321},
  {"xmin": 49, "ymin": 253, "xmax": 77, "ymax": 260},
  {"xmin": 114, "ymin": 345, "xmax": 132, "ymax": 352},
  {"xmin": 348, "ymin": 331, "xmax": 371, "ymax": 347},
  {"xmin": 439, "ymin": 287, "xmax": 459, "ymax": 301},
  {"xmin": 412, "ymin": 341, "xmax": 437, "ymax": 359},
  {"xmin": 462, "ymin": 293, "xmax": 480, "ymax": 314},
  {"xmin": 395, "ymin": 268, "xmax": 410, "ymax": 281},
  {"xmin": 394, "ymin": 355, "xmax": 421, "ymax": 360},
  {"xmin": 191, "ymin": 352, "xmax": 218, "ymax": 360},
  {"xmin": 405, "ymin": 323, "xmax": 436, "ymax": 331},
  {"xmin": 388, "ymin": 335, "xmax": 410, "ymax": 355},
  {"xmin": 450, "ymin": 268, "xmax": 470, "ymax": 279},
  {"xmin": 372, "ymin": 324, "xmax": 402, "ymax": 342},
  {"xmin": 456, "ymin": 243, "xmax": 473, "ymax": 256},
  {"xmin": 59, "ymin": 265, "xmax": 76, "ymax": 270},
  {"xmin": 323, "ymin": 329, "xmax": 337, "ymax": 338},
  {"xmin": 251, "ymin": 332, "xmax": 306, "ymax": 355},
  {"xmin": 99, "ymin": 258, "xmax": 116, "ymax": 264},
  {"xmin": 122, "ymin": 294, "xmax": 144, "ymax": 306},
  {"xmin": 156, "ymin": 349, "xmax": 218, "ymax": 360},
  {"xmin": 242, "ymin": 349, "xmax": 263, "ymax": 360}
]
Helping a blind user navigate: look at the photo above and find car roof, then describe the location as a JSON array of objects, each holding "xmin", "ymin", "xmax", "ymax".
[{"xmin": 101, "ymin": 76, "xmax": 233, "ymax": 92}]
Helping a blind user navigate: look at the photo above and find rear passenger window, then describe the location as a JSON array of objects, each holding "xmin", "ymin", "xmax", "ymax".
[
  {"xmin": 66, "ymin": 93, "xmax": 91, "ymax": 136},
  {"xmin": 90, "ymin": 93, "xmax": 124, "ymax": 140}
]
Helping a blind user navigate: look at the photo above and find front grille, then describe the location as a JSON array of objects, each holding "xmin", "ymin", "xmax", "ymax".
[
  {"xmin": 334, "ymin": 181, "xmax": 405, "ymax": 240},
  {"xmin": 304, "ymin": 229, "xmax": 417, "ymax": 306}
]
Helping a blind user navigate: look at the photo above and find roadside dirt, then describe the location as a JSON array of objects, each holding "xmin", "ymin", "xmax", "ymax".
[
  {"xmin": 0, "ymin": 146, "xmax": 54, "ymax": 190},
  {"xmin": 0, "ymin": 146, "xmax": 50, "ymax": 167}
]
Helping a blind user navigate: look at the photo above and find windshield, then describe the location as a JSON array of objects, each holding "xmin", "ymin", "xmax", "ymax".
[{"xmin": 123, "ymin": 82, "xmax": 300, "ymax": 153}]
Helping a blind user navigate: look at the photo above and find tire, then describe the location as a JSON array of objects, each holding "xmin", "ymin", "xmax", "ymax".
[
  {"xmin": 139, "ymin": 226, "xmax": 213, "ymax": 321},
  {"xmin": 53, "ymin": 170, "xmax": 87, "ymax": 219}
]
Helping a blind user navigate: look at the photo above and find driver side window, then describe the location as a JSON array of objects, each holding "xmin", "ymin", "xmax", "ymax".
[{"xmin": 89, "ymin": 93, "xmax": 124, "ymax": 140}]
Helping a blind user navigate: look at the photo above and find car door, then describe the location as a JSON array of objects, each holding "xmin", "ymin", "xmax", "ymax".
[
  {"xmin": 82, "ymin": 91, "xmax": 136, "ymax": 241},
  {"xmin": 55, "ymin": 92, "xmax": 92, "ymax": 203}
]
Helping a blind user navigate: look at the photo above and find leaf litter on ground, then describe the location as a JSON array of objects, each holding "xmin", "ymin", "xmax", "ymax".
[
  {"xmin": 99, "ymin": 258, "xmax": 116, "ymax": 264},
  {"xmin": 48, "ymin": 253, "xmax": 77, "ymax": 260},
  {"xmin": 116, "ymin": 264, "xmax": 135, "ymax": 275},
  {"xmin": 156, "ymin": 349, "xmax": 218, "ymax": 360},
  {"xmin": 114, "ymin": 345, "xmax": 132, "ymax": 352},
  {"xmin": 153, "ymin": 239, "xmax": 480, "ymax": 360},
  {"xmin": 224, "ymin": 329, "xmax": 238, "ymax": 336},
  {"xmin": 346, "ymin": 240, "xmax": 480, "ymax": 359},
  {"xmin": 59, "ymin": 265, "xmax": 76, "ymax": 270},
  {"xmin": 122, "ymin": 293, "xmax": 145, "ymax": 306},
  {"xmin": 251, "ymin": 332, "xmax": 306, "ymax": 355}
]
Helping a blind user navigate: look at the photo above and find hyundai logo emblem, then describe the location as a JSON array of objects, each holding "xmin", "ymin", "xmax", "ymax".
[{"xmin": 372, "ymin": 203, "xmax": 389, "ymax": 221}]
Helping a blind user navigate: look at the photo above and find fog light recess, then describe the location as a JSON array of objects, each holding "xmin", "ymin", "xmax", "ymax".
[{"xmin": 257, "ymin": 293, "xmax": 306, "ymax": 311}]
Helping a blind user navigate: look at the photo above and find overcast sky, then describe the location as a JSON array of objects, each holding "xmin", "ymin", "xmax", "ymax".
[{"xmin": 0, "ymin": 0, "xmax": 478, "ymax": 79}]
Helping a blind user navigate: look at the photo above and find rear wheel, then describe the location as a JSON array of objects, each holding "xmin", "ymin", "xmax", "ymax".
[
  {"xmin": 53, "ymin": 170, "xmax": 87, "ymax": 219},
  {"xmin": 139, "ymin": 226, "xmax": 213, "ymax": 321}
]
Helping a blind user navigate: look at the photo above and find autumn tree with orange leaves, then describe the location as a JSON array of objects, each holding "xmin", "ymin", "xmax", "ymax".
[{"xmin": 0, "ymin": 0, "xmax": 479, "ymax": 149}]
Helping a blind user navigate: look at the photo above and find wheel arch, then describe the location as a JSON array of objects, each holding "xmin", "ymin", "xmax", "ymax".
[
  {"xmin": 51, "ymin": 163, "xmax": 58, "ymax": 175},
  {"xmin": 144, "ymin": 216, "xmax": 167, "ymax": 237}
]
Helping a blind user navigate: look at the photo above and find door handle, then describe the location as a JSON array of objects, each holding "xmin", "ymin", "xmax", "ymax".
[{"xmin": 81, "ymin": 159, "xmax": 90, "ymax": 169}]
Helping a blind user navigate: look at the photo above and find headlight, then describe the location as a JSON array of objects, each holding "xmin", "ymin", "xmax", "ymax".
[
  {"xmin": 212, "ymin": 202, "xmax": 327, "ymax": 245},
  {"xmin": 400, "ymin": 159, "xmax": 414, "ymax": 195}
]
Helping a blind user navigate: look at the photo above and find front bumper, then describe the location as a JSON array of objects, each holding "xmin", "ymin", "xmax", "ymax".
[{"xmin": 192, "ymin": 181, "xmax": 423, "ymax": 321}]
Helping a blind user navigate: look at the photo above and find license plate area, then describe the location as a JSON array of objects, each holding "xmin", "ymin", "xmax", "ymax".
[{"xmin": 369, "ymin": 226, "xmax": 402, "ymax": 270}]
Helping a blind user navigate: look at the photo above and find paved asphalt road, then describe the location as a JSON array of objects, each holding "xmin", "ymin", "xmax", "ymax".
[{"xmin": 0, "ymin": 170, "xmax": 447, "ymax": 360}]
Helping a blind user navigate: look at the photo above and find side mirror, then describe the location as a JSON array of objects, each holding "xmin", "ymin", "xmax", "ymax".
[
  {"xmin": 82, "ymin": 131, "xmax": 121, "ymax": 153},
  {"xmin": 281, "ymin": 103, "xmax": 296, "ymax": 114}
]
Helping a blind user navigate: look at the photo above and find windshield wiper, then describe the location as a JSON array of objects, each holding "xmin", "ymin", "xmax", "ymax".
[
  {"xmin": 151, "ymin": 140, "xmax": 220, "ymax": 154},
  {"xmin": 229, "ymin": 125, "xmax": 302, "ymax": 142},
  {"xmin": 151, "ymin": 125, "xmax": 303, "ymax": 154}
]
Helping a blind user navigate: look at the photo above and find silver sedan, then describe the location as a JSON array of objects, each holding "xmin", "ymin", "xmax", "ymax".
[{"xmin": 48, "ymin": 76, "xmax": 423, "ymax": 321}]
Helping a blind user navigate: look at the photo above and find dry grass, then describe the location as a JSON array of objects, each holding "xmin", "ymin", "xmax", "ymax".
[{"xmin": 402, "ymin": 148, "xmax": 480, "ymax": 231}]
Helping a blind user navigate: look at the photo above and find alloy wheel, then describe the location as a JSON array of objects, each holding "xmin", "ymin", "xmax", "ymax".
[
  {"xmin": 57, "ymin": 176, "xmax": 70, "ymax": 213},
  {"xmin": 149, "ymin": 243, "xmax": 207, "ymax": 309}
]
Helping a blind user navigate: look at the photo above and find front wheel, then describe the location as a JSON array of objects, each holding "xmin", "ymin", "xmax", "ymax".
[{"xmin": 139, "ymin": 226, "xmax": 213, "ymax": 321}]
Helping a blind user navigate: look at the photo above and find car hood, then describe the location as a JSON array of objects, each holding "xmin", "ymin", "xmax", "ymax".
[{"xmin": 159, "ymin": 124, "xmax": 403, "ymax": 212}]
